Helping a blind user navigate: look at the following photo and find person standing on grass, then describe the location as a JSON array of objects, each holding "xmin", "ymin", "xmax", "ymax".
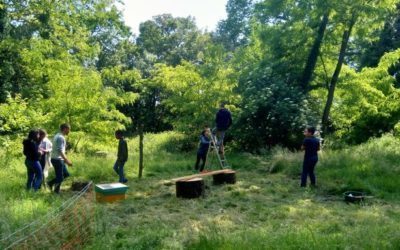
[
  {"xmin": 23, "ymin": 129, "xmax": 43, "ymax": 191},
  {"xmin": 113, "ymin": 130, "xmax": 128, "ymax": 183},
  {"xmin": 194, "ymin": 127, "xmax": 211, "ymax": 172},
  {"xmin": 215, "ymin": 102, "xmax": 232, "ymax": 157},
  {"xmin": 39, "ymin": 129, "xmax": 52, "ymax": 188},
  {"xmin": 301, "ymin": 126, "xmax": 320, "ymax": 187},
  {"xmin": 48, "ymin": 123, "xmax": 72, "ymax": 194}
]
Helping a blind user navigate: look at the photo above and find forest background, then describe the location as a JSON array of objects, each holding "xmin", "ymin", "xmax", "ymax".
[
  {"xmin": 1, "ymin": 0, "xmax": 400, "ymax": 155},
  {"xmin": 1, "ymin": 1, "xmax": 400, "ymax": 249}
]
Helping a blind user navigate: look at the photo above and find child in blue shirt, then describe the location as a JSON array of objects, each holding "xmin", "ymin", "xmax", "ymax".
[
  {"xmin": 194, "ymin": 128, "xmax": 211, "ymax": 172},
  {"xmin": 301, "ymin": 127, "xmax": 320, "ymax": 187}
]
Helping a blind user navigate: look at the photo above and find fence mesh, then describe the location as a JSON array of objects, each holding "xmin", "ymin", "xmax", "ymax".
[{"xmin": 0, "ymin": 182, "xmax": 94, "ymax": 250}]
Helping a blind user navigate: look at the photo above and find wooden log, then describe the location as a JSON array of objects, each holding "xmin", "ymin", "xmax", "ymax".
[
  {"xmin": 213, "ymin": 170, "xmax": 236, "ymax": 185},
  {"xmin": 176, "ymin": 178, "xmax": 205, "ymax": 199}
]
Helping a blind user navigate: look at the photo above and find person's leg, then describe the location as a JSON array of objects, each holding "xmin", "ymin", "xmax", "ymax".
[
  {"xmin": 217, "ymin": 130, "xmax": 226, "ymax": 155},
  {"xmin": 62, "ymin": 164, "xmax": 70, "ymax": 179},
  {"xmin": 194, "ymin": 154, "xmax": 201, "ymax": 171},
  {"xmin": 309, "ymin": 159, "xmax": 318, "ymax": 186},
  {"xmin": 300, "ymin": 160, "xmax": 309, "ymax": 187},
  {"xmin": 32, "ymin": 161, "xmax": 43, "ymax": 191},
  {"xmin": 113, "ymin": 161, "xmax": 119, "ymax": 175},
  {"xmin": 39, "ymin": 155, "xmax": 46, "ymax": 189},
  {"xmin": 50, "ymin": 159, "xmax": 64, "ymax": 193},
  {"xmin": 199, "ymin": 154, "xmax": 207, "ymax": 172},
  {"xmin": 119, "ymin": 162, "xmax": 127, "ymax": 182},
  {"xmin": 25, "ymin": 160, "xmax": 34, "ymax": 190}
]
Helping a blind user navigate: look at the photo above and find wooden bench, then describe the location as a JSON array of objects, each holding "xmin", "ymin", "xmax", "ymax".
[{"xmin": 173, "ymin": 169, "xmax": 237, "ymax": 198}]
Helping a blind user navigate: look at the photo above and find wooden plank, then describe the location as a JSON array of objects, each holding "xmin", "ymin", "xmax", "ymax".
[{"xmin": 172, "ymin": 169, "xmax": 234, "ymax": 182}]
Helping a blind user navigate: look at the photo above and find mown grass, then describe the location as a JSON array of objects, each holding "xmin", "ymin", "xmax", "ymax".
[{"xmin": 1, "ymin": 132, "xmax": 400, "ymax": 249}]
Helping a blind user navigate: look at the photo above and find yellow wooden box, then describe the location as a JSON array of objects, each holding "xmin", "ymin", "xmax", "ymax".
[{"xmin": 95, "ymin": 183, "xmax": 128, "ymax": 203}]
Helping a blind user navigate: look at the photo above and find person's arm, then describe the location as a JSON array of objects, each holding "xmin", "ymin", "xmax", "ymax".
[
  {"xmin": 301, "ymin": 139, "xmax": 307, "ymax": 150},
  {"xmin": 228, "ymin": 111, "xmax": 232, "ymax": 127},
  {"xmin": 122, "ymin": 140, "xmax": 128, "ymax": 162},
  {"xmin": 60, "ymin": 151, "xmax": 72, "ymax": 166},
  {"xmin": 41, "ymin": 140, "xmax": 52, "ymax": 153},
  {"xmin": 200, "ymin": 135, "xmax": 210, "ymax": 145},
  {"xmin": 57, "ymin": 137, "xmax": 72, "ymax": 166}
]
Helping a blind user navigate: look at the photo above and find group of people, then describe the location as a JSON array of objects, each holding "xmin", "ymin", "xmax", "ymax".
[
  {"xmin": 22, "ymin": 104, "xmax": 320, "ymax": 193},
  {"xmin": 194, "ymin": 102, "xmax": 233, "ymax": 172},
  {"xmin": 23, "ymin": 123, "xmax": 72, "ymax": 193},
  {"xmin": 22, "ymin": 123, "xmax": 129, "ymax": 193},
  {"xmin": 194, "ymin": 102, "xmax": 321, "ymax": 188}
]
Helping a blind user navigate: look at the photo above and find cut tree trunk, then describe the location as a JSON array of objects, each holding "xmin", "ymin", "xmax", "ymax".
[
  {"xmin": 213, "ymin": 170, "xmax": 236, "ymax": 185},
  {"xmin": 176, "ymin": 178, "xmax": 205, "ymax": 198}
]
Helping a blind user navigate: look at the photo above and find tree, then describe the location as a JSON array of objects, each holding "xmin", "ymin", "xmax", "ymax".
[
  {"xmin": 321, "ymin": 0, "xmax": 396, "ymax": 132},
  {"xmin": 136, "ymin": 14, "xmax": 208, "ymax": 68},
  {"xmin": 319, "ymin": 49, "xmax": 400, "ymax": 143},
  {"xmin": 215, "ymin": 0, "xmax": 255, "ymax": 51}
]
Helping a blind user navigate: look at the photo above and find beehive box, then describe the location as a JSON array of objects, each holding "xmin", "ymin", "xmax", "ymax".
[{"xmin": 95, "ymin": 183, "xmax": 128, "ymax": 203}]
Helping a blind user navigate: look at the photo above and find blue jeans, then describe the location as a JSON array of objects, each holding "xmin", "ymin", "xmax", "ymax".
[
  {"xmin": 113, "ymin": 161, "xmax": 127, "ymax": 182},
  {"xmin": 25, "ymin": 159, "xmax": 43, "ymax": 191},
  {"xmin": 49, "ymin": 159, "xmax": 70, "ymax": 193},
  {"xmin": 301, "ymin": 157, "xmax": 318, "ymax": 187}
]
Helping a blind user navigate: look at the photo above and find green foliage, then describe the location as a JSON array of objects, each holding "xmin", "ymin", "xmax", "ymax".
[
  {"xmin": 215, "ymin": 0, "xmax": 255, "ymax": 50},
  {"xmin": 152, "ymin": 61, "xmax": 238, "ymax": 134},
  {"xmin": 315, "ymin": 49, "xmax": 400, "ymax": 143},
  {"xmin": 0, "ymin": 0, "xmax": 135, "ymax": 143},
  {"xmin": 0, "ymin": 95, "xmax": 44, "ymax": 134},
  {"xmin": 234, "ymin": 61, "xmax": 319, "ymax": 150},
  {"xmin": 136, "ymin": 14, "xmax": 209, "ymax": 68}
]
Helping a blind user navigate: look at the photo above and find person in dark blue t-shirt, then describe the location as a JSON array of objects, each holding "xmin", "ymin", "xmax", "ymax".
[
  {"xmin": 215, "ymin": 102, "xmax": 232, "ymax": 156},
  {"xmin": 301, "ymin": 127, "xmax": 320, "ymax": 187},
  {"xmin": 194, "ymin": 128, "xmax": 211, "ymax": 172}
]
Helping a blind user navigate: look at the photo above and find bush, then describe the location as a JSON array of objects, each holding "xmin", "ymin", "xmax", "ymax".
[{"xmin": 234, "ymin": 68, "xmax": 319, "ymax": 151}]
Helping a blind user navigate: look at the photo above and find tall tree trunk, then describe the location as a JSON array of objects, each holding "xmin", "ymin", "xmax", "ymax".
[
  {"xmin": 0, "ymin": 4, "xmax": 6, "ymax": 40},
  {"xmin": 138, "ymin": 123, "xmax": 144, "ymax": 179},
  {"xmin": 322, "ymin": 14, "xmax": 357, "ymax": 132},
  {"xmin": 300, "ymin": 12, "xmax": 329, "ymax": 91}
]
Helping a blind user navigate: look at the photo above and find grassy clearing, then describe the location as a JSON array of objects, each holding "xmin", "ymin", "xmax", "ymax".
[{"xmin": 1, "ymin": 133, "xmax": 400, "ymax": 249}]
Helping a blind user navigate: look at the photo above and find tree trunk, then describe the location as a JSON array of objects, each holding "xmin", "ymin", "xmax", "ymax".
[
  {"xmin": 212, "ymin": 170, "xmax": 236, "ymax": 185},
  {"xmin": 176, "ymin": 178, "xmax": 205, "ymax": 198},
  {"xmin": 0, "ymin": 3, "xmax": 6, "ymax": 40},
  {"xmin": 300, "ymin": 12, "xmax": 330, "ymax": 91},
  {"xmin": 138, "ymin": 123, "xmax": 144, "ymax": 179},
  {"xmin": 321, "ymin": 14, "xmax": 357, "ymax": 132}
]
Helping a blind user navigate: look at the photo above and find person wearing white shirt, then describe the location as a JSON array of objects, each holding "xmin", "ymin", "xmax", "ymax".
[
  {"xmin": 39, "ymin": 129, "xmax": 53, "ymax": 188},
  {"xmin": 47, "ymin": 124, "xmax": 73, "ymax": 194}
]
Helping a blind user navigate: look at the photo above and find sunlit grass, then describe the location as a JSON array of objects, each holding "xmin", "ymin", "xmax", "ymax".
[{"xmin": 1, "ymin": 133, "xmax": 400, "ymax": 249}]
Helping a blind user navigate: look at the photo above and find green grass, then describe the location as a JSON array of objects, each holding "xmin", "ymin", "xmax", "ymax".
[{"xmin": 1, "ymin": 133, "xmax": 400, "ymax": 249}]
